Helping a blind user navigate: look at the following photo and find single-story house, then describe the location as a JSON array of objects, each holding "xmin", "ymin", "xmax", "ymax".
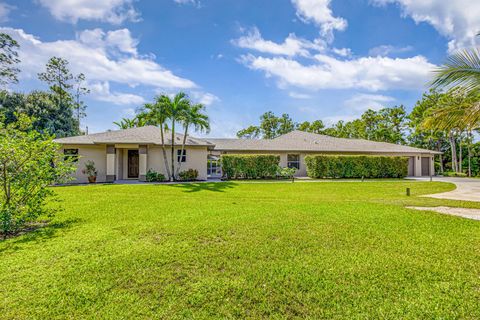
[{"xmin": 54, "ymin": 126, "xmax": 440, "ymax": 183}]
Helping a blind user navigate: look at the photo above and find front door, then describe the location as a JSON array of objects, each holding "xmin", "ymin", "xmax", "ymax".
[{"xmin": 128, "ymin": 150, "xmax": 139, "ymax": 178}]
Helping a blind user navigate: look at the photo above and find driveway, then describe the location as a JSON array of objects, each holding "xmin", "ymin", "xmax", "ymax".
[{"xmin": 407, "ymin": 177, "xmax": 480, "ymax": 202}]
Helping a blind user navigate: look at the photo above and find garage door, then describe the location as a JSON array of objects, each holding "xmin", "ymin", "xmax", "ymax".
[{"xmin": 421, "ymin": 157, "xmax": 430, "ymax": 176}]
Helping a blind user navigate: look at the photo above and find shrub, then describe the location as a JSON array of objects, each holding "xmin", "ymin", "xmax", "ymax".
[
  {"xmin": 0, "ymin": 114, "xmax": 75, "ymax": 239},
  {"xmin": 178, "ymin": 169, "xmax": 198, "ymax": 181},
  {"xmin": 305, "ymin": 155, "xmax": 408, "ymax": 179},
  {"xmin": 82, "ymin": 160, "xmax": 97, "ymax": 177},
  {"xmin": 277, "ymin": 166, "xmax": 297, "ymax": 179},
  {"xmin": 146, "ymin": 169, "xmax": 166, "ymax": 182},
  {"xmin": 443, "ymin": 171, "xmax": 468, "ymax": 177},
  {"xmin": 221, "ymin": 154, "xmax": 280, "ymax": 179}
]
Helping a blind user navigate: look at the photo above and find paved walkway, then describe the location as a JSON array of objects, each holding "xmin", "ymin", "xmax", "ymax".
[
  {"xmin": 406, "ymin": 206, "xmax": 480, "ymax": 220},
  {"xmin": 407, "ymin": 177, "xmax": 480, "ymax": 202}
]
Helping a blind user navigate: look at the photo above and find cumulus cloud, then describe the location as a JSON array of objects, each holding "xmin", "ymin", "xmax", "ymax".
[
  {"xmin": 232, "ymin": 27, "xmax": 326, "ymax": 57},
  {"xmin": 371, "ymin": 0, "xmax": 480, "ymax": 51},
  {"xmin": 90, "ymin": 81, "xmax": 146, "ymax": 105},
  {"xmin": 291, "ymin": 0, "xmax": 347, "ymax": 40},
  {"xmin": 240, "ymin": 53, "xmax": 435, "ymax": 91},
  {"xmin": 344, "ymin": 93, "xmax": 395, "ymax": 112},
  {"xmin": 37, "ymin": 0, "xmax": 140, "ymax": 24},
  {"xmin": 191, "ymin": 91, "xmax": 219, "ymax": 106},
  {"xmin": 1, "ymin": 27, "xmax": 196, "ymax": 90}
]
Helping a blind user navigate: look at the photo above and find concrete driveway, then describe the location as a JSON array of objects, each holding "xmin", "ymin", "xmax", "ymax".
[{"xmin": 407, "ymin": 177, "xmax": 480, "ymax": 202}]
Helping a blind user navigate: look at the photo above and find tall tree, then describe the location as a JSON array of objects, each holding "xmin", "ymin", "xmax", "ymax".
[
  {"xmin": 0, "ymin": 33, "xmax": 20, "ymax": 87},
  {"xmin": 139, "ymin": 101, "xmax": 171, "ymax": 179},
  {"xmin": 38, "ymin": 57, "xmax": 74, "ymax": 108},
  {"xmin": 237, "ymin": 125, "xmax": 261, "ymax": 139},
  {"xmin": 73, "ymin": 73, "xmax": 89, "ymax": 132},
  {"xmin": 157, "ymin": 92, "xmax": 190, "ymax": 181},
  {"xmin": 176, "ymin": 103, "xmax": 210, "ymax": 176}
]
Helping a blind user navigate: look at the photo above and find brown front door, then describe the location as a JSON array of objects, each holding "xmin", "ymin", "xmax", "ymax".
[{"xmin": 128, "ymin": 150, "xmax": 139, "ymax": 178}]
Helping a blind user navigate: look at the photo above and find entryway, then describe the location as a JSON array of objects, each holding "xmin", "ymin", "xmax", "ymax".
[{"xmin": 128, "ymin": 150, "xmax": 139, "ymax": 178}]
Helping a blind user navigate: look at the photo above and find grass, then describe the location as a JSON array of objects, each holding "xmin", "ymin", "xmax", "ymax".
[{"xmin": 1, "ymin": 181, "xmax": 480, "ymax": 319}]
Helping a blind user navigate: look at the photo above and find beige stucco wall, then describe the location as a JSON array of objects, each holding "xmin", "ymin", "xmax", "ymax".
[
  {"xmin": 61, "ymin": 145, "xmax": 107, "ymax": 183},
  {"xmin": 219, "ymin": 150, "xmax": 435, "ymax": 177},
  {"xmin": 147, "ymin": 146, "xmax": 208, "ymax": 180}
]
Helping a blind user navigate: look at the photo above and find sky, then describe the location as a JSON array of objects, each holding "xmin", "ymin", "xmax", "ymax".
[{"xmin": 1, "ymin": 0, "xmax": 480, "ymax": 137}]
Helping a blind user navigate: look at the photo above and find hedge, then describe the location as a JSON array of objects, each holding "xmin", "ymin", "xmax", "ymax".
[
  {"xmin": 305, "ymin": 155, "xmax": 408, "ymax": 179},
  {"xmin": 221, "ymin": 154, "xmax": 280, "ymax": 179}
]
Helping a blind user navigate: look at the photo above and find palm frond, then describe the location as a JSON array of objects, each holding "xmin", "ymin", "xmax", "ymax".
[{"xmin": 431, "ymin": 48, "xmax": 480, "ymax": 94}]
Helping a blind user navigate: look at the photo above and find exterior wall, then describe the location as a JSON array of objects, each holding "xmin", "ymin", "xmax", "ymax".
[
  {"xmin": 61, "ymin": 145, "xmax": 107, "ymax": 183},
  {"xmin": 219, "ymin": 150, "xmax": 436, "ymax": 177},
  {"xmin": 147, "ymin": 146, "xmax": 208, "ymax": 180}
]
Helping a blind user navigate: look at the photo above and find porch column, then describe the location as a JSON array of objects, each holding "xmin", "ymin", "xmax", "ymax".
[
  {"xmin": 414, "ymin": 155, "xmax": 422, "ymax": 177},
  {"xmin": 430, "ymin": 155, "xmax": 435, "ymax": 176},
  {"xmin": 139, "ymin": 145, "xmax": 148, "ymax": 181},
  {"xmin": 106, "ymin": 145, "xmax": 116, "ymax": 182}
]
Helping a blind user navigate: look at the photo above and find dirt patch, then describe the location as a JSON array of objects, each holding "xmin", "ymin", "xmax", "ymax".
[{"xmin": 406, "ymin": 206, "xmax": 480, "ymax": 221}]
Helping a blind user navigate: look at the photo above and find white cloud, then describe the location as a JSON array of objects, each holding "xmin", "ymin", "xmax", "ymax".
[
  {"xmin": 173, "ymin": 0, "xmax": 200, "ymax": 7},
  {"xmin": 191, "ymin": 91, "xmax": 219, "ymax": 106},
  {"xmin": 368, "ymin": 44, "xmax": 413, "ymax": 57},
  {"xmin": 232, "ymin": 27, "xmax": 326, "ymax": 57},
  {"xmin": 2, "ymin": 27, "xmax": 196, "ymax": 90},
  {"xmin": 241, "ymin": 53, "xmax": 435, "ymax": 92},
  {"xmin": 77, "ymin": 28, "xmax": 138, "ymax": 55},
  {"xmin": 371, "ymin": 0, "xmax": 480, "ymax": 51},
  {"xmin": 291, "ymin": 0, "xmax": 347, "ymax": 40},
  {"xmin": 37, "ymin": 0, "xmax": 140, "ymax": 24},
  {"xmin": 289, "ymin": 91, "xmax": 312, "ymax": 99},
  {"xmin": 332, "ymin": 47, "xmax": 351, "ymax": 57},
  {"xmin": 90, "ymin": 81, "xmax": 146, "ymax": 105},
  {"xmin": 0, "ymin": 2, "xmax": 14, "ymax": 22},
  {"xmin": 344, "ymin": 93, "xmax": 395, "ymax": 112}
]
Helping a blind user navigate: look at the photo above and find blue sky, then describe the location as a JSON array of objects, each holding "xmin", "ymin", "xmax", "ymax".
[{"xmin": 1, "ymin": 0, "xmax": 479, "ymax": 137}]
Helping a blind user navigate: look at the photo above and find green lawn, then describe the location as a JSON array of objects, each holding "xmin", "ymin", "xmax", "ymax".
[{"xmin": 1, "ymin": 181, "xmax": 480, "ymax": 319}]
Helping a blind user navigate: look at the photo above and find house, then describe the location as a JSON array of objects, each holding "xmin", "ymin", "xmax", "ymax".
[{"xmin": 55, "ymin": 126, "xmax": 440, "ymax": 183}]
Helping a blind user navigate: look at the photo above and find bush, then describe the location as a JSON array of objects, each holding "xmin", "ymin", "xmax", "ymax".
[
  {"xmin": 443, "ymin": 171, "xmax": 468, "ymax": 177},
  {"xmin": 146, "ymin": 169, "xmax": 166, "ymax": 182},
  {"xmin": 277, "ymin": 166, "xmax": 297, "ymax": 179},
  {"xmin": 221, "ymin": 154, "xmax": 280, "ymax": 179},
  {"xmin": 178, "ymin": 169, "xmax": 198, "ymax": 181},
  {"xmin": 0, "ymin": 114, "xmax": 75, "ymax": 239},
  {"xmin": 305, "ymin": 155, "xmax": 408, "ymax": 179}
]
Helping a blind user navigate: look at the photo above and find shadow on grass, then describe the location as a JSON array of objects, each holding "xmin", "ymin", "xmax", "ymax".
[
  {"xmin": 167, "ymin": 182, "xmax": 237, "ymax": 193},
  {"xmin": 0, "ymin": 218, "xmax": 82, "ymax": 253}
]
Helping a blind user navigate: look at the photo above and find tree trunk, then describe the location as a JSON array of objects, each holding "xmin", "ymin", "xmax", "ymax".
[
  {"xmin": 437, "ymin": 140, "xmax": 444, "ymax": 173},
  {"xmin": 170, "ymin": 121, "xmax": 175, "ymax": 181},
  {"xmin": 449, "ymin": 132, "xmax": 458, "ymax": 172},
  {"xmin": 160, "ymin": 125, "xmax": 171, "ymax": 180},
  {"xmin": 459, "ymin": 138, "xmax": 463, "ymax": 173},
  {"xmin": 176, "ymin": 123, "xmax": 189, "ymax": 176},
  {"xmin": 468, "ymin": 131, "xmax": 472, "ymax": 177}
]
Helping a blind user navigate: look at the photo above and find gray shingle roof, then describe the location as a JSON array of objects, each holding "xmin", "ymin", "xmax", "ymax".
[
  {"xmin": 54, "ymin": 126, "xmax": 214, "ymax": 147},
  {"xmin": 207, "ymin": 130, "xmax": 440, "ymax": 154}
]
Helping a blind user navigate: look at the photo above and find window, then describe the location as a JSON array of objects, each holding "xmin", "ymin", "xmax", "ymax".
[
  {"xmin": 287, "ymin": 154, "xmax": 300, "ymax": 170},
  {"xmin": 177, "ymin": 149, "xmax": 187, "ymax": 162},
  {"xmin": 64, "ymin": 149, "xmax": 79, "ymax": 162}
]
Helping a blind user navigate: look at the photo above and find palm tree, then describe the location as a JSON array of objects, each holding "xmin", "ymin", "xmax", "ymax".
[
  {"xmin": 432, "ymin": 48, "xmax": 480, "ymax": 96},
  {"xmin": 139, "ymin": 102, "xmax": 171, "ymax": 180},
  {"xmin": 176, "ymin": 103, "xmax": 210, "ymax": 176},
  {"xmin": 157, "ymin": 92, "xmax": 190, "ymax": 181},
  {"xmin": 113, "ymin": 117, "xmax": 137, "ymax": 129}
]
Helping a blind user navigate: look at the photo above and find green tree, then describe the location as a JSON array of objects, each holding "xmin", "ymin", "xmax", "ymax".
[
  {"xmin": 176, "ymin": 103, "xmax": 210, "ymax": 176},
  {"xmin": 237, "ymin": 125, "xmax": 261, "ymax": 139},
  {"xmin": 73, "ymin": 73, "xmax": 89, "ymax": 132},
  {"xmin": 0, "ymin": 114, "xmax": 75, "ymax": 238},
  {"xmin": 157, "ymin": 92, "xmax": 190, "ymax": 181},
  {"xmin": 0, "ymin": 33, "xmax": 20, "ymax": 87},
  {"xmin": 0, "ymin": 90, "xmax": 78, "ymax": 137},
  {"xmin": 140, "ymin": 101, "xmax": 172, "ymax": 180},
  {"xmin": 113, "ymin": 116, "xmax": 147, "ymax": 129},
  {"xmin": 38, "ymin": 57, "xmax": 74, "ymax": 108}
]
